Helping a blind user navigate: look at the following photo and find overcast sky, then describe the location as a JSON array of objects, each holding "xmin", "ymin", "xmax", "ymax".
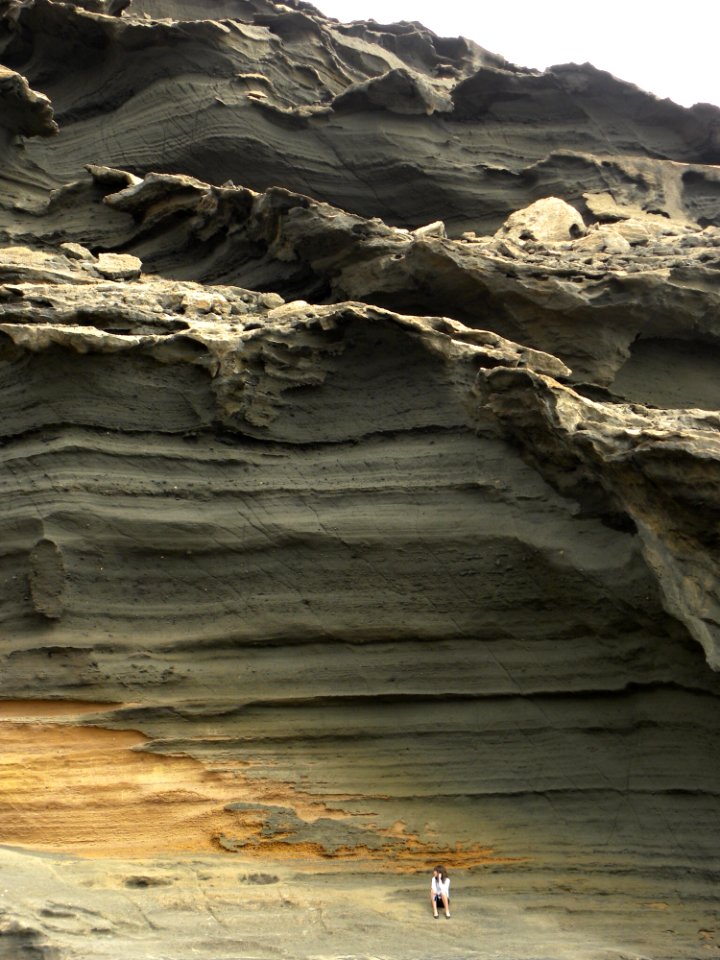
[{"xmin": 317, "ymin": 0, "xmax": 720, "ymax": 109}]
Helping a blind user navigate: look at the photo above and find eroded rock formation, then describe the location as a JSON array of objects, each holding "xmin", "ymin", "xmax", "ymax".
[{"xmin": 1, "ymin": 1, "xmax": 719, "ymax": 958}]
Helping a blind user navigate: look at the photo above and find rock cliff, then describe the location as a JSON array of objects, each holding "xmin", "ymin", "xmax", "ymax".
[{"xmin": 1, "ymin": 1, "xmax": 719, "ymax": 958}]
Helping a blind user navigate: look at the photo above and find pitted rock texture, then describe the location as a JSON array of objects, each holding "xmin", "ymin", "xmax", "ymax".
[{"xmin": 1, "ymin": 2, "xmax": 720, "ymax": 959}]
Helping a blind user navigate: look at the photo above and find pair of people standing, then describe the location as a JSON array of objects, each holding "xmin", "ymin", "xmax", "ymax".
[{"xmin": 430, "ymin": 865, "xmax": 450, "ymax": 918}]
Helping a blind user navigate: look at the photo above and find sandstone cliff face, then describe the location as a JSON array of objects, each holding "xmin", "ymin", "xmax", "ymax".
[{"xmin": 1, "ymin": 2, "xmax": 720, "ymax": 958}]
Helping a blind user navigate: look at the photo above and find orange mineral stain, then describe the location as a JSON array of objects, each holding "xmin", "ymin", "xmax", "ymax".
[
  {"xmin": 0, "ymin": 704, "xmax": 510, "ymax": 867},
  {"xmin": 0, "ymin": 714, "xmax": 250, "ymax": 857},
  {"xmin": 0, "ymin": 699, "xmax": 119, "ymax": 719}
]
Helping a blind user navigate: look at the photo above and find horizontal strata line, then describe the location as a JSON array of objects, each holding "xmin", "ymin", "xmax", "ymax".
[
  {"xmin": 0, "ymin": 483, "xmax": 509, "ymax": 503},
  {"xmin": 0, "ymin": 422, "xmax": 472, "ymax": 453},
  {"xmin": 153, "ymin": 633, "xmax": 509, "ymax": 653},
  {"xmin": 102, "ymin": 684, "xmax": 720, "ymax": 724},
  {"xmin": 134, "ymin": 725, "xmax": 720, "ymax": 746},
  {"xmin": 97, "ymin": 682, "xmax": 720, "ymax": 715},
  {"xmin": 436, "ymin": 787, "xmax": 720, "ymax": 799},
  {"xmin": 279, "ymin": 788, "xmax": 720, "ymax": 806}
]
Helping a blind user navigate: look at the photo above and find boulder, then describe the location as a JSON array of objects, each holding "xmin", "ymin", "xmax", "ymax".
[{"xmin": 495, "ymin": 196, "xmax": 586, "ymax": 244}]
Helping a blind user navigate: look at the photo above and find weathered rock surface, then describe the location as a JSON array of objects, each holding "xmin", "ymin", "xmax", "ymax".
[
  {"xmin": 1, "ymin": 1, "xmax": 720, "ymax": 959},
  {"xmin": 0, "ymin": 0, "xmax": 719, "ymax": 232}
]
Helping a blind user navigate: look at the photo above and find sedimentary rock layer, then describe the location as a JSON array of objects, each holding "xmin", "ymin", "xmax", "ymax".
[
  {"xmin": 1, "ymin": 1, "xmax": 720, "ymax": 958},
  {"xmin": 1, "ymin": 239, "xmax": 719, "ymax": 879},
  {"xmin": 1, "ymin": 0, "xmax": 719, "ymax": 232}
]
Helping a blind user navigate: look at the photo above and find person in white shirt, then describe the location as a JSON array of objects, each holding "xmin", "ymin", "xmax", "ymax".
[{"xmin": 430, "ymin": 865, "xmax": 450, "ymax": 918}]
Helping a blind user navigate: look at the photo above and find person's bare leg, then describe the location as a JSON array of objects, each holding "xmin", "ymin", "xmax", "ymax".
[
  {"xmin": 430, "ymin": 891, "xmax": 438, "ymax": 917},
  {"xmin": 441, "ymin": 893, "xmax": 450, "ymax": 917}
]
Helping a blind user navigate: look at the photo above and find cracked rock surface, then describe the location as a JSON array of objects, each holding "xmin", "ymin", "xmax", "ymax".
[{"xmin": 1, "ymin": 1, "xmax": 720, "ymax": 959}]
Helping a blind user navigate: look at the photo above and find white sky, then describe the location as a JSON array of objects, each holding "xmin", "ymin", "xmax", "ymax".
[{"xmin": 316, "ymin": 0, "xmax": 720, "ymax": 109}]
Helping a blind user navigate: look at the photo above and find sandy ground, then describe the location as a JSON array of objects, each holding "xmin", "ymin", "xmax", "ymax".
[{"xmin": 2, "ymin": 845, "xmax": 712, "ymax": 960}]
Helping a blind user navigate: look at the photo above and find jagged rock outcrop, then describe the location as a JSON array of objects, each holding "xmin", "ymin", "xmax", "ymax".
[
  {"xmin": 1, "ymin": 1, "xmax": 720, "ymax": 959},
  {"xmin": 1, "ymin": 0, "xmax": 719, "ymax": 233}
]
